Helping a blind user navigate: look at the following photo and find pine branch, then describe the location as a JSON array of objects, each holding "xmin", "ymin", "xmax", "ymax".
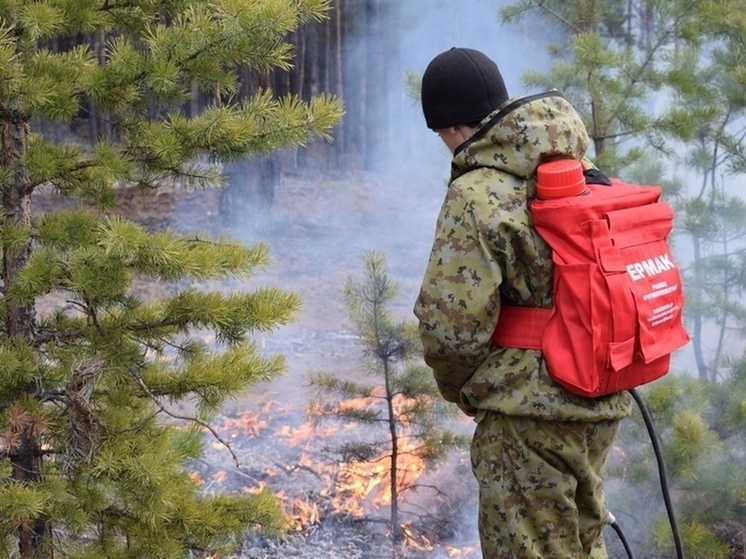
[
  {"xmin": 535, "ymin": 0, "xmax": 586, "ymax": 33},
  {"xmin": 128, "ymin": 368, "xmax": 241, "ymax": 467},
  {"xmin": 308, "ymin": 401, "xmax": 383, "ymax": 425},
  {"xmin": 273, "ymin": 459, "xmax": 326, "ymax": 482},
  {"xmin": 33, "ymin": 327, "xmax": 88, "ymax": 347},
  {"xmin": 126, "ymin": 318, "xmax": 184, "ymax": 332},
  {"xmin": 307, "ymin": 371, "xmax": 377, "ymax": 398},
  {"xmin": 0, "ymin": 1, "xmax": 341, "ymax": 555},
  {"xmin": 98, "ymin": 1, "xmax": 145, "ymax": 12}
]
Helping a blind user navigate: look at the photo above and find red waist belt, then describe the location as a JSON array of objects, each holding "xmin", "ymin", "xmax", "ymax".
[{"xmin": 490, "ymin": 306, "xmax": 552, "ymax": 350}]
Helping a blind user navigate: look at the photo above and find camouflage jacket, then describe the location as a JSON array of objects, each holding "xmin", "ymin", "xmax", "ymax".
[{"xmin": 414, "ymin": 91, "xmax": 631, "ymax": 421}]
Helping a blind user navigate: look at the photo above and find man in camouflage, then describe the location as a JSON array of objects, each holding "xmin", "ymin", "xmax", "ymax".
[{"xmin": 414, "ymin": 47, "xmax": 632, "ymax": 558}]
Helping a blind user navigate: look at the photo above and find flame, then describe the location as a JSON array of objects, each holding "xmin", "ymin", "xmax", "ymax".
[
  {"xmin": 444, "ymin": 545, "xmax": 479, "ymax": 557},
  {"xmin": 286, "ymin": 496, "xmax": 321, "ymax": 530},
  {"xmin": 222, "ymin": 411, "xmax": 268, "ymax": 439},
  {"xmin": 278, "ymin": 419, "xmax": 349, "ymax": 448},
  {"xmin": 243, "ymin": 480, "xmax": 268, "ymax": 494},
  {"xmin": 401, "ymin": 521, "xmax": 435, "ymax": 552},
  {"xmin": 219, "ymin": 400, "xmax": 296, "ymax": 440},
  {"xmin": 332, "ymin": 439, "xmax": 427, "ymax": 515},
  {"xmin": 211, "ymin": 470, "xmax": 227, "ymax": 483},
  {"xmin": 244, "ymin": 485, "xmax": 321, "ymax": 532}
]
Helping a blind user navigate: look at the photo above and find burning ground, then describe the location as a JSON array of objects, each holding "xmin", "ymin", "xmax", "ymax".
[
  {"xmin": 192, "ymin": 165, "xmax": 486, "ymax": 558},
  {"xmin": 192, "ymin": 395, "xmax": 481, "ymax": 559}
]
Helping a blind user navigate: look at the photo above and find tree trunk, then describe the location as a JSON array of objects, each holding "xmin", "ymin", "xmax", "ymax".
[
  {"xmin": 2, "ymin": 113, "xmax": 34, "ymax": 337},
  {"xmin": 219, "ymin": 154, "xmax": 281, "ymax": 232},
  {"xmin": 690, "ymin": 235, "xmax": 708, "ymax": 380},
  {"xmin": 332, "ymin": 0, "xmax": 345, "ymax": 165},
  {"xmin": 384, "ymin": 358, "xmax": 403, "ymax": 552},
  {"xmin": 364, "ymin": 0, "xmax": 387, "ymax": 171},
  {"xmin": 2, "ymin": 109, "xmax": 50, "ymax": 558},
  {"xmin": 341, "ymin": 0, "xmax": 364, "ymax": 156},
  {"xmin": 92, "ymin": 31, "xmax": 111, "ymax": 139}
]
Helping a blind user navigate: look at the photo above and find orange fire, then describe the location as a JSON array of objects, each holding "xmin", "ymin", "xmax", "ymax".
[
  {"xmin": 444, "ymin": 545, "xmax": 479, "ymax": 557},
  {"xmin": 201, "ymin": 393, "xmax": 474, "ymax": 553},
  {"xmin": 271, "ymin": 489, "xmax": 322, "ymax": 532},
  {"xmin": 277, "ymin": 420, "xmax": 346, "ymax": 448},
  {"xmin": 334, "ymin": 440, "xmax": 426, "ymax": 510}
]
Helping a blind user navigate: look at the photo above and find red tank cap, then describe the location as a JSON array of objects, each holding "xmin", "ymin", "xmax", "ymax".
[{"xmin": 536, "ymin": 159, "xmax": 586, "ymax": 199}]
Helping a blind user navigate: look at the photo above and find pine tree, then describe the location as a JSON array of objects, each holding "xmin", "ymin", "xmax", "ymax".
[
  {"xmin": 0, "ymin": 1, "xmax": 343, "ymax": 558},
  {"xmin": 611, "ymin": 373, "xmax": 746, "ymax": 558},
  {"xmin": 500, "ymin": 0, "xmax": 709, "ymax": 174},
  {"xmin": 672, "ymin": 0, "xmax": 746, "ymax": 380},
  {"xmin": 307, "ymin": 252, "xmax": 467, "ymax": 557}
]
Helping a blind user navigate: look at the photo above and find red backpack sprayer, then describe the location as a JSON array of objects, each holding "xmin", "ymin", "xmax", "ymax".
[{"xmin": 492, "ymin": 159, "xmax": 690, "ymax": 559}]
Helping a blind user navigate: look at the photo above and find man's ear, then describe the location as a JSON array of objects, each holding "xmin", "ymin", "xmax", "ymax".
[
  {"xmin": 454, "ymin": 124, "xmax": 476, "ymax": 137},
  {"xmin": 452, "ymin": 125, "xmax": 477, "ymax": 146}
]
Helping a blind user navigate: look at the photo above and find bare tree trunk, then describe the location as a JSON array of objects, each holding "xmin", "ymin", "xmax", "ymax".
[
  {"xmin": 638, "ymin": 0, "xmax": 654, "ymax": 49},
  {"xmin": 332, "ymin": 0, "xmax": 345, "ymax": 165},
  {"xmin": 93, "ymin": 30, "xmax": 111, "ymax": 139},
  {"xmin": 2, "ymin": 116, "xmax": 34, "ymax": 338},
  {"xmin": 361, "ymin": 0, "xmax": 400, "ymax": 171},
  {"xmin": 341, "ymin": 0, "xmax": 364, "ymax": 156},
  {"xmin": 306, "ymin": 21, "xmax": 321, "ymax": 99},
  {"xmin": 690, "ymin": 235, "xmax": 708, "ymax": 380},
  {"xmin": 324, "ymin": 14, "xmax": 332, "ymax": 94},
  {"xmin": 219, "ymin": 154, "xmax": 281, "ymax": 232},
  {"xmin": 364, "ymin": 0, "xmax": 386, "ymax": 171},
  {"xmin": 189, "ymin": 80, "xmax": 200, "ymax": 117},
  {"xmin": 294, "ymin": 27, "xmax": 309, "ymax": 169}
]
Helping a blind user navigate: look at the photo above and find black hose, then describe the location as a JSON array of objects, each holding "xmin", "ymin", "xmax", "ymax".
[
  {"xmin": 608, "ymin": 511, "xmax": 637, "ymax": 559},
  {"xmin": 628, "ymin": 388, "xmax": 685, "ymax": 559}
]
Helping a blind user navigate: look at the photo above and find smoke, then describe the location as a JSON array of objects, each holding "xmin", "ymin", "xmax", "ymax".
[
  {"xmin": 339, "ymin": 0, "xmax": 558, "ymax": 295},
  {"xmin": 372, "ymin": 0, "xmax": 556, "ymax": 179}
]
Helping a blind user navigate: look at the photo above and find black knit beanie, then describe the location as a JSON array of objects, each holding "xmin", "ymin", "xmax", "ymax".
[{"xmin": 421, "ymin": 47, "xmax": 509, "ymax": 130}]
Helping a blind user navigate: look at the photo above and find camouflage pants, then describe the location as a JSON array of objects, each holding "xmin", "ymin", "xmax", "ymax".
[{"xmin": 470, "ymin": 412, "xmax": 620, "ymax": 559}]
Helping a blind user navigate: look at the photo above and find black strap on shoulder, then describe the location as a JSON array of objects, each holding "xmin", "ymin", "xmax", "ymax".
[{"xmin": 584, "ymin": 168, "xmax": 612, "ymax": 186}]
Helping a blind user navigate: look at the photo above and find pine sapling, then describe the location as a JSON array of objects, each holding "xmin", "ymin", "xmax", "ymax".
[{"xmin": 308, "ymin": 252, "xmax": 468, "ymax": 557}]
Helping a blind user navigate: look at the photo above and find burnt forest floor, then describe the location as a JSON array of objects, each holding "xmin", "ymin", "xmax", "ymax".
[{"xmin": 33, "ymin": 160, "xmax": 744, "ymax": 559}]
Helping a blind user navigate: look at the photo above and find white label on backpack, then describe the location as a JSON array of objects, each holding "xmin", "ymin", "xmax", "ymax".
[
  {"xmin": 648, "ymin": 302, "xmax": 681, "ymax": 326},
  {"xmin": 642, "ymin": 282, "xmax": 679, "ymax": 301},
  {"xmin": 626, "ymin": 254, "xmax": 676, "ymax": 281}
]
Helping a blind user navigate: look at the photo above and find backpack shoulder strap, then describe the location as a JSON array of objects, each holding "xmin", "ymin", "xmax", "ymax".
[{"xmin": 490, "ymin": 167, "xmax": 610, "ymax": 351}]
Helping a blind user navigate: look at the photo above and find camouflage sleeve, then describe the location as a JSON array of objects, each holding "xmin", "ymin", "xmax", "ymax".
[{"xmin": 414, "ymin": 174, "xmax": 505, "ymax": 403}]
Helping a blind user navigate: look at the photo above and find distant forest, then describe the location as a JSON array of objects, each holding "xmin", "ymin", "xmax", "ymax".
[
  {"xmin": 33, "ymin": 0, "xmax": 412, "ymax": 172},
  {"xmin": 31, "ymin": 0, "xmax": 438, "ymax": 226}
]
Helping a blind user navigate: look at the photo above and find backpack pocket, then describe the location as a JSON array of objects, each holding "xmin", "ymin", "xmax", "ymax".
[{"xmin": 604, "ymin": 203, "xmax": 689, "ymax": 364}]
